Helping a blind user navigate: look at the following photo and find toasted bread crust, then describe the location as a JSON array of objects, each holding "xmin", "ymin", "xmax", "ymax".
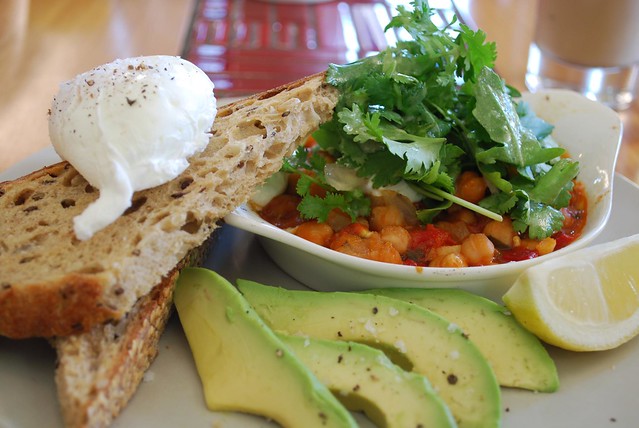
[
  {"xmin": 0, "ymin": 273, "xmax": 117, "ymax": 338},
  {"xmin": 54, "ymin": 238, "xmax": 211, "ymax": 428},
  {"xmin": 54, "ymin": 266, "xmax": 177, "ymax": 428},
  {"xmin": 0, "ymin": 71, "xmax": 338, "ymax": 338}
]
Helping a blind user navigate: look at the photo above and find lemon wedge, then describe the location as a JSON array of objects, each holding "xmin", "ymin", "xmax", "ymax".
[{"xmin": 502, "ymin": 234, "xmax": 639, "ymax": 351}]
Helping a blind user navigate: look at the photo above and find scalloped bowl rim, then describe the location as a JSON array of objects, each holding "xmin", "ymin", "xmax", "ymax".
[{"xmin": 224, "ymin": 89, "xmax": 622, "ymax": 299}]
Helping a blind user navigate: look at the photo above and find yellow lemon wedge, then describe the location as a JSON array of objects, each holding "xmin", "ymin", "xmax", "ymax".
[{"xmin": 502, "ymin": 234, "xmax": 639, "ymax": 351}]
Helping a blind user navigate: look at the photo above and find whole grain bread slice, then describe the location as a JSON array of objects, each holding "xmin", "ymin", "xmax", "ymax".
[
  {"xmin": 53, "ymin": 268, "xmax": 178, "ymax": 428},
  {"xmin": 0, "ymin": 71, "xmax": 339, "ymax": 338},
  {"xmin": 53, "ymin": 241, "xmax": 208, "ymax": 428}
]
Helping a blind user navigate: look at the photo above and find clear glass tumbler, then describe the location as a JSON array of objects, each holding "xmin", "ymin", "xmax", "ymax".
[{"xmin": 526, "ymin": 0, "xmax": 639, "ymax": 110}]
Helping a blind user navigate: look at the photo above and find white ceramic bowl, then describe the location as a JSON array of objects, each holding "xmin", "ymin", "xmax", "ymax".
[{"xmin": 225, "ymin": 90, "xmax": 622, "ymax": 300}]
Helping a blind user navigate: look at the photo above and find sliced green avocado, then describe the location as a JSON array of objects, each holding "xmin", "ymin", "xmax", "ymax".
[
  {"xmin": 238, "ymin": 279, "xmax": 501, "ymax": 428},
  {"xmin": 174, "ymin": 268, "xmax": 357, "ymax": 428},
  {"xmin": 279, "ymin": 334, "xmax": 457, "ymax": 428},
  {"xmin": 364, "ymin": 288, "xmax": 559, "ymax": 392}
]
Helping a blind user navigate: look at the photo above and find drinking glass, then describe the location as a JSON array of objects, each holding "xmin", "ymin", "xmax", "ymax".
[{"xmin": 526, "ymin": 0, "xmax": 639, "ymax": 110}]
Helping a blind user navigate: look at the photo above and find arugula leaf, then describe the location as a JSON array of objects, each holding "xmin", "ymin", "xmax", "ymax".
[
  {"xmin": 473, "ymin": 67, "xmax": 553, "ymax": 167},
  {"xmin": 478, "ymin": 163, "xmax": 513, "ymax": 193},
  {"xmin": 517, "ymin": 101, "xmax": 554, "ymax": 140},
  {"xmin": 416, "ymin": 199, "xmax": 453, "ymax": 223}
]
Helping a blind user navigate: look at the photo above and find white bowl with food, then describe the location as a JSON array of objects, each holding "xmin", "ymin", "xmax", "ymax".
[{"xmin": 225, "ymin": 90, "xmax": 621, "ymax": 300}]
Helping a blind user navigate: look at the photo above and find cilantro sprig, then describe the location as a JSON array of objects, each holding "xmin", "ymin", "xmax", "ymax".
[
  {"xmin": 281, "ymin": 148, "xmax": 370, "ymax": 222},
  {"xmin": 282, "ymin": 0, "xmax": 579, "ymax": 239}
]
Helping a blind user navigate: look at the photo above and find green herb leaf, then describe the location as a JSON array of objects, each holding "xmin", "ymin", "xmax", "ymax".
[
  {"xmin": 455, "ymin": 24, "xmax": 497, "ymax": 82},
  {"xmin": 511, "ymin": 197, "xmax": 565, "ymax": 240},
  {"xmin": 528, "ymin": 158, "xmax": 579, "ymax": 207},
  {"xmin": 517, "ymin": 101, "xmax": 554, "ymax": 140},
  {"xmin": 297, "ymin": 191, "xmax": 370, "ymax": 223}
]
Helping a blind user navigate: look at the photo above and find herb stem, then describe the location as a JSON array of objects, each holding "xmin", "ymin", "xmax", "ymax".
[{"xmin": 414, "ymin": 183, "xmax": 503, "ymax": 222}]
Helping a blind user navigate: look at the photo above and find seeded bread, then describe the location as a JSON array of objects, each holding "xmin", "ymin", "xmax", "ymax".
[
  {"xmin": 52, "ymin": 241, "xmax": 209, "ymax": 428},
  {"xmin": 0, "ymin": 71, "xmax": 339, "ymax": 338},
  {"xmin": 53, "ymin": 267, "xmax": 177, "ymax": 428}
]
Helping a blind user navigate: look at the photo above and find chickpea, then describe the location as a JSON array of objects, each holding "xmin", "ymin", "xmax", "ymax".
[
  {"xmin": 370, "ymin": 205, "xmax": 405, "ymax": 231},
  {"xmin": 455, "ymin": 171, "xmax": 488, "ymax": 204},
  {"xmin": 430, "ymin": 252, "xmax": 468, "ymax": 268},
  {"xmin": 536, "ymin": 237, "xmax": 557, "ymax": 256},
  {"xmin": 294, "ymin": 221, "xmax": 334, "ymax": 247},
  {"xmin": 512, "ymin": 236, "xmax": 522, "ymax": 247},
  {"xmin": 461, "ymin": 233, "xmax": 495, "ymax": 266},
  {"xmin": 519, "ymin": 238, "xmax": 539, "ymax": 251},
  {"xmin": 430, "ymin": 245, "xmax": 462, "ymax": 260},
  {"xmin": 330, "ymin": 231, "xmax": 367, "ymax": 256},
  {"xmin": 483, "ymin": 218, "xmax": 516, "ymax": 247},
  {"xmin": 367, "ymin": 234, "xmax": 403, "ymax": 264},
  {"xmin": 448, "ymin": 207, "xmax": 477, "ymax": 225},
  {"xmin": 370, "ymin": 191, "xmax": 419, "ymax": 226},
  {"xmin": 330, "ymin": 230, "xmax": 402, "ymax": 264},
  {"xmin": 380, "ymin": 226, "xmax": 411, "ymax": 254}
]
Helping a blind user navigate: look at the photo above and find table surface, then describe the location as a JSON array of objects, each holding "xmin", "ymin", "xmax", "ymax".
[{"xmin": 1, "ymin": 0, "xmax": 638, "ymax": 184}]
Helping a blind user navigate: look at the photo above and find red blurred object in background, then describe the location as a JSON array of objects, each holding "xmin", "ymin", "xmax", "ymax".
[{"xmin": 182, "ymin": 0, "xmax": 455, "ymax": 97}]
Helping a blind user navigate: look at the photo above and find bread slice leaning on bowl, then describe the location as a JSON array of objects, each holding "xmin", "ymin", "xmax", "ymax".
[{"xmin": 0, "ymin": 71, "xmax": 339, "ymax": 339}]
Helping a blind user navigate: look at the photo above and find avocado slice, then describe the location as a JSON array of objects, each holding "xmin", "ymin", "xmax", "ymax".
[
  {"xmin": 238, "ymin": 279, "xmax": 501, "ymax": 428},
  {"xmin": 279, "ymin": 334, "xmax": 457, "ymax": 428},
  {"xmin": 174, "ymin": 268, "xmax": 357, "ymax": 428},
  {"xmin": 365, "ymin": 288, "xmax": 559, "ymax": 392}
]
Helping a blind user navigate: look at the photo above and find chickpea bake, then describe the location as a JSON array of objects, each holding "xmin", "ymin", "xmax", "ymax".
[{"xmin": 257, "ymin": 156, "xmax": 587, "ymax": 267}]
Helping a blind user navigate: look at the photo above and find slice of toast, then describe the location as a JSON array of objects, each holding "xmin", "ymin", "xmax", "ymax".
[
  {"xmin": 53, "ymin": 242, "xmax": 209, "ymax": 428},
  {"xmin": 0, "ymin": 71, "xmax": 339, "ymax": 338},
  {"xmin": 53, "ymin": 267, "xmax": 178, "ymax": 428}
]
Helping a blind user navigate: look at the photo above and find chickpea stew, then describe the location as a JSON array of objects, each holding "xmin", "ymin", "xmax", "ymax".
[{"xmin": 257, "ymin": 166, "xmax": 587, "ymax": 267}]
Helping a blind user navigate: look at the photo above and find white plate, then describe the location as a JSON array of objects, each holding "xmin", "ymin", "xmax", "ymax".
[{"xmin": 2, "ymin": 149, "xmax": 639, "ymax": 427}]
